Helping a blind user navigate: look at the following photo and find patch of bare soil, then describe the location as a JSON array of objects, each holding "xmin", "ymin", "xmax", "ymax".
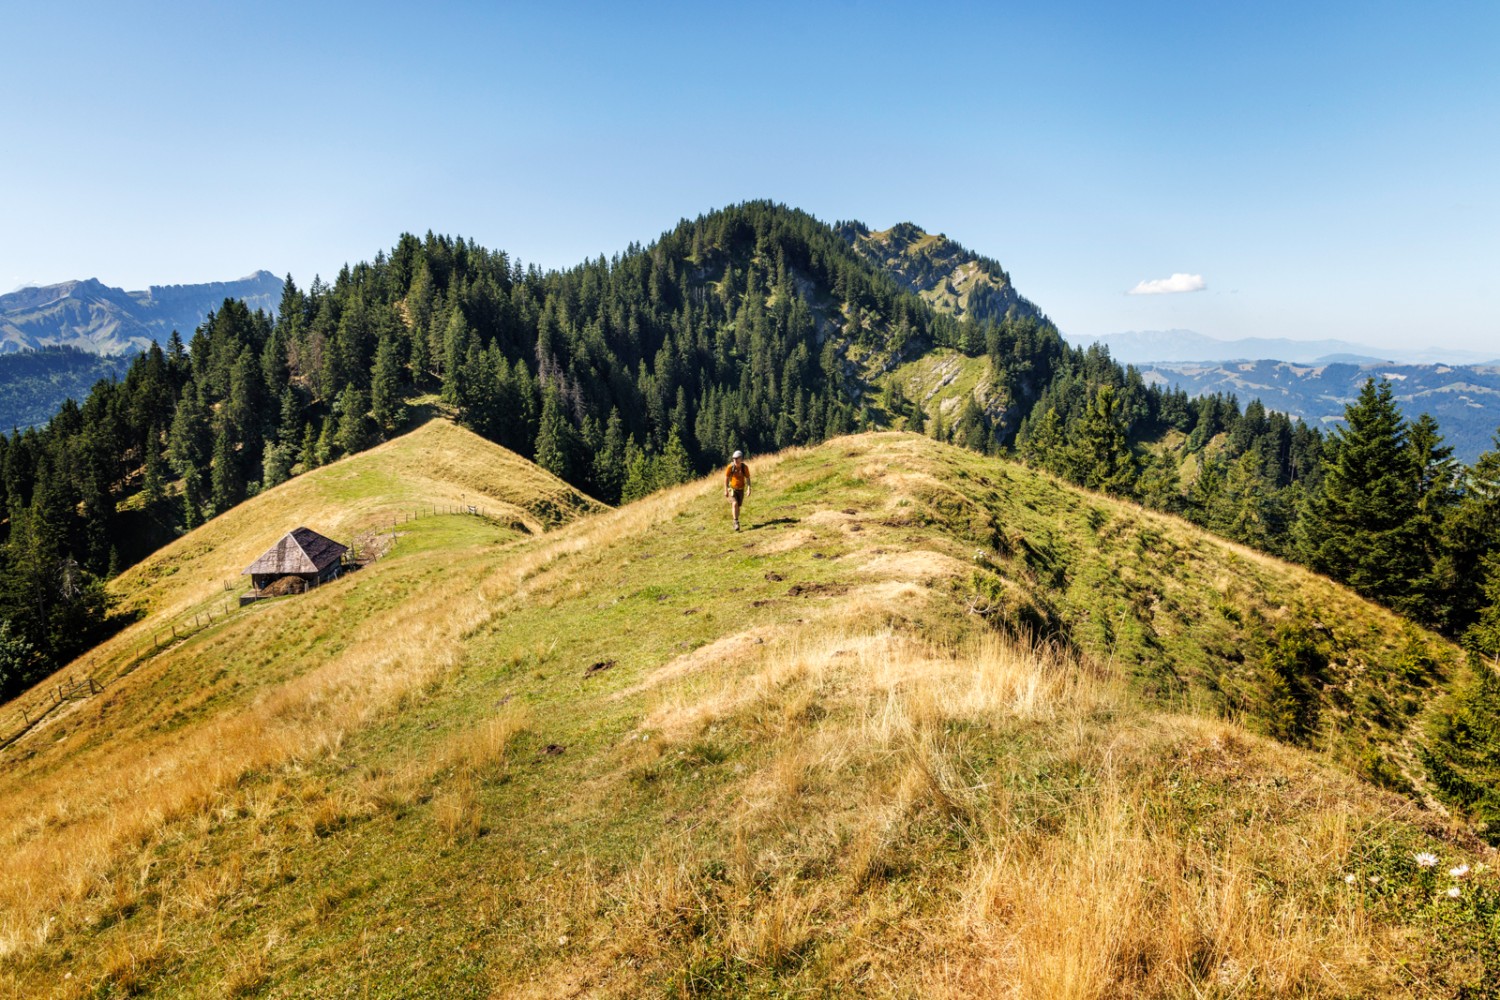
[{"xmin": 787, "ymin": 582, "xmax": 849, "ymax": 598}]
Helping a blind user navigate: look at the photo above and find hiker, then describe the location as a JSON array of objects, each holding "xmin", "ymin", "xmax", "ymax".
[{"xmin": 724, "ymin": 450, "xmax": 750, "ymax": 531}]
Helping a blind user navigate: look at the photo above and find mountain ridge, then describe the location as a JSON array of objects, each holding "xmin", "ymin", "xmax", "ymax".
[
  {"xmin": 1136, "ymin": 358, "xmax": 1500, "ymax": 463},
  {"xmin": 0, "ymin": 270, "xmax": 283, "ymax": 355},
  {"xmin": 1078, "ymin": 328, "xmax": 1499, "ymax": 367},
  {"xmin": 1, "ymin": 423, "xmax": 1495, "ymax": 995}
]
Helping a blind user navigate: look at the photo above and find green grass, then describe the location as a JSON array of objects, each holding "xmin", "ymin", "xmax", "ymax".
[{"xmin": 2, "ymin": 429, "xmax": 1496, "ymax": 998}]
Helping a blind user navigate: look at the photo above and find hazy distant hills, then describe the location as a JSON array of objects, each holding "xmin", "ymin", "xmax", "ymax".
[
  {"xmin": 0, "ymin": 271, "xmax": 283, "ymax": 355},
  {"xmin": 1078, "ymin": 328, "xmax": 1499, "ymax": 367},
  {"xmin": 1137, "ymin": 358, "xmax": 1500, "ymax": 462}
]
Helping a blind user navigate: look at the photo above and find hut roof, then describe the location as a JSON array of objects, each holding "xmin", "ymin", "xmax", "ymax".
[{"xmin": 243, "ymin": 527, "xmax": 347, "ymax": 577}]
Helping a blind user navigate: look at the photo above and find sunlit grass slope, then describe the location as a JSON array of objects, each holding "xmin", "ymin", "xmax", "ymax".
[
  {"xmin": 91, "ymin": 419, "xmax": 602, "ymax": 670},
  {"xmin": 882, "ymin": 347, "xmax": 997, "ymax": 426},
  {"xmin": 2, "ymin": 432, "xmax": 1496, "ymax": 998}
]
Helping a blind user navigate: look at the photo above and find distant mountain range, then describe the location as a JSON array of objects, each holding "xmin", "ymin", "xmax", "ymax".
[
  {"xmin": 1073, "ymin": 328, "xmax": 1499, "ymax": 367},
  {"xmin": 0, "ymin": 271, "xmax": 283, "ymax": 355},
  {"xmin": 1136, "ymin": 358, "xmax": 1500, "ymax": 463}
]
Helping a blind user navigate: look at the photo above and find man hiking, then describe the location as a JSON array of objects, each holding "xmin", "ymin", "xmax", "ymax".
[{"xmin": 724, "ymin": 450, "xmax": 750, "ymax": 531}]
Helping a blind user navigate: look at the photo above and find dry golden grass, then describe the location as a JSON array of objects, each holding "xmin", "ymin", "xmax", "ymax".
[
  {"xmin": 82, "ymin": 419, "xmax": 603, "ymax": 672},
  {"xmin": 0, "ymin": 428, "xmax": 585, "ymax": 962},
  {"xmin": 2, "ymin": 429, "xmax": 1489, "ymax": 998},
  {"xmin": 510, "ymin": 600, "xmax": 1448, "ymax": 998},
  {"xmin": 954, "ymin": 766, "xmax": 1385, "ymax": 999}
]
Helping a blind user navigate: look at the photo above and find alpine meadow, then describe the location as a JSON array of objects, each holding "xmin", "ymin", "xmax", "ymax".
[{"xmin": 2, "ymin": 202, "xmax": 1500, "ymax": 998}]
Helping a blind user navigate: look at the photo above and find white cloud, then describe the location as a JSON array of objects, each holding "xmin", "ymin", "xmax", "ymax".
[{"xmin": 1128, "ymin": 273, "xmax": 1206, "ymax": 295}]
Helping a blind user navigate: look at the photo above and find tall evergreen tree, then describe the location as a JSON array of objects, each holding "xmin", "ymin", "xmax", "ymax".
[
  {"xmin": 209, "ymin": 425, "xmax": 243, "ymax": 516},
  {"xmin": 370, "ymin": 335, "xmax": 402, "ymax": 433},
  {"xmin": 592, "ymin": 408, "xmax": 627, "ymax": 504},
  {"xmin": 1298, "ymin": 379, "xmax": 1422, "ymax": 610},
  {"xmin": 534, "ymin": 386, "xmax": 575, "ymax": 481},
  {"xmin": 1072, "ymin": 384, "xmax": 1136, "ymax": 495}
]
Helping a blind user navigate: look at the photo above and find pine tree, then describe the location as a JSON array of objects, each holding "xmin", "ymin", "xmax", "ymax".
[
  {"xmin": 656, "ymin": 431, "xmax": 693, "ymax": 488},
  {"xmin": 951, "ymin": 396, "xmax": 990, "ymax": 453},
  {"xmin": 261, "ymin": 440, "xmax": 294, "ymax": 490},
  {"xmin": 314, "ymin": 418, "xmax": 337, "ymax": 467},
  {"xmin": 1136, "ymin": 450, "xmax": 1182, "ymax": 512},
  {"xmin": 1465, "ymin": 554, "xmax": 1500, "ymax": 661},
  {"xmin": 534, "ymin": 386, "xmax": 574, "ymax": 480},
  {"xmin": 371, "ymin": 335, "xmax": 402, "ymax": 432},
  {"xmin": 1298, "ymin": 379, "xmax": 1422, "ymax": 610},
  {"xmin": 592, "ymin": 408, "xmax": 627, "ymax": 504},
  {"xmin": 1407, "ymin": 413, "xmax": 1460, "ymax": 624},
  {"xmin": 1072, "ymin": 385, "xmax": 1136, "ymax": 495},
  {"xmin": 276, "ymin": 388, "xmax": 301, "ymax": 447},
  {"xmin": 620, "ymin": 442, "xmax": 656, "ymax": 504},
  {"xmin": 141, "ymin": 425, "xmax": 167, "ymax": 509},
  {"xmin": 209, "ymin": 424, "xmax": 243, "ymax": 516},
  {"xmin": 1443, "ymin": 432, "xmax": 1500, "ymax": 630},
  {"xmin": 298, "ymin": 422, "xmax": 318, "ymax": 471},
  {"xmin": 0, "ymin": 619, "xmax": 38, "ymax": 699},
  {"xmin": 336, "ymin": 387, "xmax": 372, "ymax": 456},
  {"xmin": 440, "ymin": 309, "xmax": 471, "ymax": 402}
]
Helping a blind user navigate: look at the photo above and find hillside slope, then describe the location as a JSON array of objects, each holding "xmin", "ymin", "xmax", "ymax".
[{"xmin": 1, "ymin": 433, "xmax": 1496, "ymax": 998}]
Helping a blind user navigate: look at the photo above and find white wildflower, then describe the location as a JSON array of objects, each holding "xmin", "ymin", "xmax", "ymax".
[
  {"xmin": 1446, "ymin": 886, "xmax": 1461, "ymax": 898},
  {"xmin": 1344, "ymin": 873, "xmax": 1357, "ymax": 885},
  {"xmin": 1414, "ymin": 852, "xmax": 1439, "ymax": 868},
  {"xmin": 1449, "ymin": 864, "xmax": 1470, "ymax": 878}
]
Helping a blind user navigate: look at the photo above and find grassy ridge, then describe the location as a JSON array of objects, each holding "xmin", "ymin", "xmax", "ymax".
[{"xmin": 1, "ymin": 428, "xmax": 1495, "ymax": 997}]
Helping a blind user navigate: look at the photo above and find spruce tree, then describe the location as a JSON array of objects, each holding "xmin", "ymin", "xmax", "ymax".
[
  {"xmin": 1442, "ymin": 431, "xmax": 1500, "ymax": 630},
  {"xmin": 209, "ymin": 425, "xmax": 243, "ymax": 516},
  {"xmin": 141, "ymin": 425, "xmax": 167, "ymax": 509},
  {"xmin": 656, "ymin": 431, "xmax": 693, "ymax": 488},
  {"xmin": 370, "ymin": 336, "xmax": 402, "ymax": 433},
  {"xmin": 1465, "ymin": 554, "xmax": 1500, "ymax": 661},
  {"xmin": 534, "ymin": 386, "xmax": 574, "ymax": 480},
  {"xmin": 592, "ymin": 409, "xmax": 627, "ymax": 504},
  {"xmin": 336, "ymin": 387, "xmax": 372, "ymax": 456},
  {"xmin": 620, "ymin": 442, "xmax": 655, "ymax": 503},
  {"xmin": 0, "ymin": 619, "xmax": 37, "ymax": 699},
  {"xmin": 1407, "ymin": 413, "xmax": 1460, "ymax": 623},
  {"xmin": 1299, "ymin": 379, "xmax": 1422, "ymax": 610},
  {"xmin": 1073, "ymin": 384, "xmax": 1136, "ymax": 495}
]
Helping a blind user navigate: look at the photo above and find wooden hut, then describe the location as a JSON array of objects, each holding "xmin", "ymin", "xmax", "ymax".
[{"xmin": 243, "ymin": 527, "xmax": 348, "ymax": 593}]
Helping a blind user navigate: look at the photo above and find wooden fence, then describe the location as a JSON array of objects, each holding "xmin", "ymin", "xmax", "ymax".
[{"xmin": 0, "ymin": 674, "xmax": 103, "ymax": 751}]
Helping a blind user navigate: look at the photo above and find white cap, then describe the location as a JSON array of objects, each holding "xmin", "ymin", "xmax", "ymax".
[{"xmin": 733, "ymin": 450, "xmax": 743, "ymax": 458}]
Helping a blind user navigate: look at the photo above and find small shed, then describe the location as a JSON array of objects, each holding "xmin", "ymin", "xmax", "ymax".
[{"xmin": 243, "ymin": 527, "xmax": 348, "ymax": 593}]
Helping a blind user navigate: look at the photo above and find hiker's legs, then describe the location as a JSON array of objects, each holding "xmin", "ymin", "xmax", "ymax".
[{"xmin": 730, "ymin": 489, "xmax": 743, "ymax": 528}]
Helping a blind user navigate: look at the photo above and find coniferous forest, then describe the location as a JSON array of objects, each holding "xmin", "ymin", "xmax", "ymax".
[{"xmin": 2, "ymin": 202, "xmax": 1498, "ymax": 703}]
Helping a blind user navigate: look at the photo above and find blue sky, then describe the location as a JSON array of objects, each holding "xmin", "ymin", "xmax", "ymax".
[{"xmin": 2, "ymin": 1, "xmax": 1496, "ymax": 352}]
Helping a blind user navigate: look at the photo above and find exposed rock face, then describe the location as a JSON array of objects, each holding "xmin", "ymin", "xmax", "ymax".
[
  {"xmin": 0, "ymin": 271, "xmax": 283, "ymax": 354},
  {"xmin": 837, "ymin": 221, "xmax": 1041, "ymax": 326}
]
